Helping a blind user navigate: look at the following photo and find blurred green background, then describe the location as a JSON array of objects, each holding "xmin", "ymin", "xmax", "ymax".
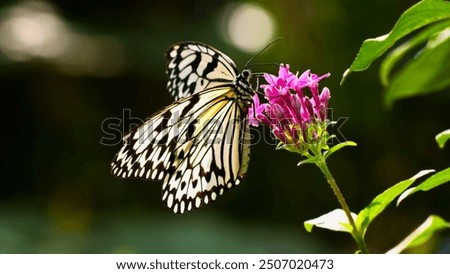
[{"xmin": 0, "ymin": 0, "xmax": 449, "ymax": 253}]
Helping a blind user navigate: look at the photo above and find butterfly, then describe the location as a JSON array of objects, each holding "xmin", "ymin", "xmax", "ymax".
[{"xmin": 111, "ymin": 42, "xmax": 255, "ymax": 214}]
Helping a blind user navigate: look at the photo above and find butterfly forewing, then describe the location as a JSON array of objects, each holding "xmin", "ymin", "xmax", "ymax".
[
  {"xmin": 111, "ymin": 42, "xmax": 253, "ymax": 214},
  {"xmin": 166, "ymin": 42, "xmax": 239, "ymax": 100},
  {"xmin": 112, "ymin": 88, "xmax": 224, "ymax": 181}
]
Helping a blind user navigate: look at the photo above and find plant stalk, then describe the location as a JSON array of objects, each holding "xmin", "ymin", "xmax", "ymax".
[{"xmin": 316, "ymin": 159, "xmax": 369, "ymax": 254}]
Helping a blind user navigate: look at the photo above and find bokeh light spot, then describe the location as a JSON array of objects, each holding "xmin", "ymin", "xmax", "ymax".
[
  {"xmin": 0, "ymin": 0, "xmax": 126, "ymax": 76},
  {"xmin": 0, "ymin": 1, "xmax": 68, "ymax": 61},
  {"xmin": 223, "ymin": 3, "xmax": 276, "ymax": 53}
]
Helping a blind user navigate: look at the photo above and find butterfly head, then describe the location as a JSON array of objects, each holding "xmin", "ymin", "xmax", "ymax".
[{"xmin": 241, "ymin": 69, "xmax": 252, "ymax": 80}]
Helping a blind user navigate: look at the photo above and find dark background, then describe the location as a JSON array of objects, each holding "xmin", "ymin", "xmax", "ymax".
[{"xmin": 1, "ymin": 0, "xmax": 449, "ymax": 253}]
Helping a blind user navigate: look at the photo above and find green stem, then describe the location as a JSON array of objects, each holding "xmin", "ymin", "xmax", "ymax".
[{"xmin": 316, "ymin": 159, "xmax": 369, "ymax": 254}]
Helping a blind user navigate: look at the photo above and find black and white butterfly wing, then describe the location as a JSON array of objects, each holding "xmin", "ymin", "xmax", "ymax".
[
  {"xmin": 111, "ymin": 42, "xmax": 253, "ymax": 214},
  {"xmin": 111, "ymin": 86, "xmax": 251, "ymax": 213},
  {"xmin": 166, "ymin": 42, "xmax": 239, "ymax": 100}
]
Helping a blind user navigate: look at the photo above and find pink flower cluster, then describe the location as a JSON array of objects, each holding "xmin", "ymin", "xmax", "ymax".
[{"xmin": 249, "ymin": 64, "xmax": 331, "ymax": 145}]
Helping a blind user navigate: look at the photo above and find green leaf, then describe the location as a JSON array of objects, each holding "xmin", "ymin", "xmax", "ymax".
[
  {"xmin": 436, "ymin": 129, "xmax": 450, "ymax": 148},
  {"xmin": 342, "ymin": 0, "xmax": 450, "ymax": 83},
  {"xmin": 297, "ymin": 156, "xmax": 320, "ymax": 166},
  {"xmin": 380, "ymin": 21, "xmax": 450, "ymax": 87},
  {"xmin": 384, "ymin": 28, "xmax": 450, "ymax": 105},
  {"xmin": 386, "ymin": 215, "xmax": 450, "ymax": 254},
  {"xmin": 304, "ymin": 209, "xmax": 357, "ymax": 233},
  {"xmin": 356, "ymin": 169, "xmax": 434, "ymax": 237},
  {"xmin": 397, "ymin": 167, "xmax": 450, "ymax": 205},
  {"xmin": 323, "ymin": 141, "xmax": 357, "ymax": 160}
]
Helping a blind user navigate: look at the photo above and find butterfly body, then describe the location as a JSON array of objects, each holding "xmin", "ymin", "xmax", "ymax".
[{"xmin": 111, "ymin": 42, "xmax": 253, "ymax": 214}]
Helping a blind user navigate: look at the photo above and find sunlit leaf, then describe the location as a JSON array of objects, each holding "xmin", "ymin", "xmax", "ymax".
[
  {"xmin": 436, "ymin": 129, "xmax": 450, "ymax": 148},
  {"xmin": 356, "ymin": 170, "xmax": 434, "ymax": 237},
  {"xmin": 380, "ymin": 21, "xmax": 450, "ymax": 87},
  {"xmin": 397, "ymin": 167, "xmax": 450, "ymax": 205},
  {"xmin": 304, "ymin": 209, "xmax": 357, "ymax": 233},
  {"xmin": 342, "ymin": 0, "xmax": 450, "ymax": 84},
  {"xmin": 323, "ymin": 141, "xmax": 357, "ymax": 160},
  {"xmin": 384, "ymin": 28, "xmax": 450, "ymax": 105},
  {"xmin": 386, "ymin": 215, "xmax": 450, "ymax": 254},
  {"xmin": 297, "ymin": 156, "xmax": 320, "ymax": 166}
]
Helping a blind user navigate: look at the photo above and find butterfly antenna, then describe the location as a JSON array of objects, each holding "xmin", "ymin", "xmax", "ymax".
[
  {"xmin": 244, "ymin": 37, "xmax": 282, "ymax": 69},
  {"xmin": 246, "ymin": 62, "xmax": 280, "ymax": 69}
]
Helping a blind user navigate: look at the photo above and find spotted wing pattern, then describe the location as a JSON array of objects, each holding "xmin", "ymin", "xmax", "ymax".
[
  {"xmin": 166, "ymin": 42, "xmax": 239, "ymax": 100},
  {"xmin": 111, "ymin": 42, "xmax": 252, "ymax": 214}
]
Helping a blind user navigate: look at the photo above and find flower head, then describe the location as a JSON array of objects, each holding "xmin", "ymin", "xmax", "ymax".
[{"xmin": 249, "ymin": 64, "xmax": 331, "ymax": 154}]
